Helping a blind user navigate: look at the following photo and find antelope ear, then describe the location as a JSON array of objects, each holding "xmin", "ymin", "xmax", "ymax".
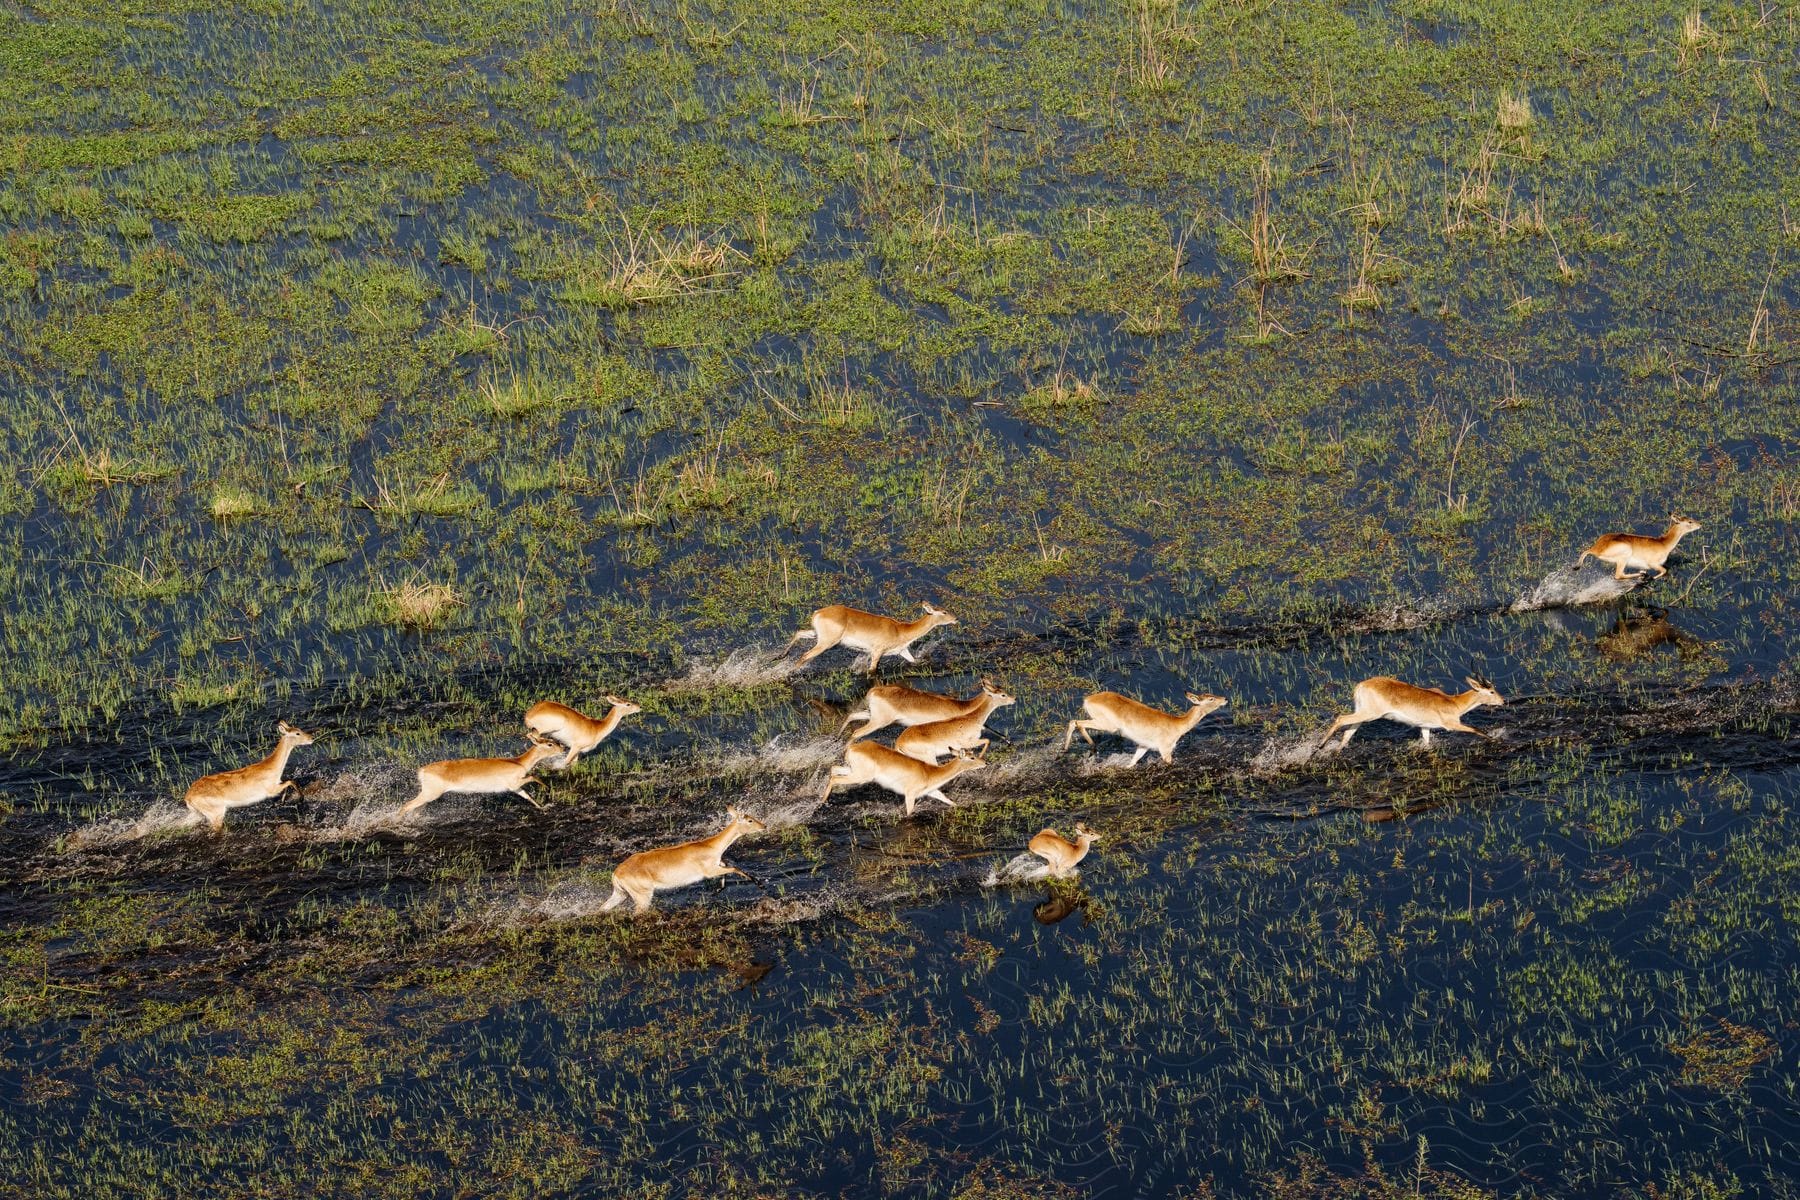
[{"xmin": 277, "ymin": 720, "xmax": 292, "ymax": 733}]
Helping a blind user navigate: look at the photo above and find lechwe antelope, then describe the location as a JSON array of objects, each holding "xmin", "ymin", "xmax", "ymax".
[
  {"xmin": 401, "ymin": 735, "xmax": 564, "ymax": 815},
  {"xmin": 1063, "ymin": 691, "xmax": 1227, "ymax": 767},
  {"xmin": 600, "ymin": 807, "xmax": 767, "ymax": 914},
  {"xmin": 524, "ymin": 696, "xmax": 641, "ymax": 766},
  {"xmin": 823, "ymin": 742, "xmax": 987, "ymax": 817},
  {"xmin": 1578, "ymin": 515, "xmax": 1702, "ymax": 581},
  {"xmin": 841, "ymin": 680, "xmax": 1000, "ymax": 741},
  {"xmin": 787, "ymin": 602, "xmax": 957, "ymax": 675},
  {"xmin": 1316, "ymin": 675, "xmax": 1504, "ymax": 755},
  {"xmin": 893, "ymin": 683, "xmax": 1016, "ymax": 763},
  {"xmin": 1029, "ymin": 823, "xmax": 1101, "ymax": 879},
  {"xmin": 183, "ymin": 720, "xmax": 315, "ymax": 833}
]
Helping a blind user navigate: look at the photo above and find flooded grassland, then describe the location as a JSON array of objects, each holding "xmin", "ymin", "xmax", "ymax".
[{"xmin": 2, "ymin": 0, "xmax": 1798, "ymax": 1195}]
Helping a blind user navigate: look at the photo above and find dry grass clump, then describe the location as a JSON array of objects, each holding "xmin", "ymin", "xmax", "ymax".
[
  {"xmin": 1228, "ymin": 156, "xmax": 1311, "ymax": 284},
  {"xmin": 378, "ymin": 579, "xmax": 462, "ymax": 629},
  {"xmin": 208, "ymin": 485, "xmax": 259, "ymax": 520},
  {"xmin": 1496, "ymin": 88, "xmax": 1532, "ymax": 131},
  {"xmin": 480, "ymin": 372, "xmax": 565, "ymax": 419},
  {"xmin": 566, "ymin": 224, "xmax": 747, "ymax": 309},
  {"xmin": 1678, "ymin": 9, "xmax": 1720, "ymax": 64}
]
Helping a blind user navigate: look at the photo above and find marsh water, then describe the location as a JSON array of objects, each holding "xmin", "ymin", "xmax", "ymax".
[{"xmin": 3, "ymin": 0, "xmax": 1799, "ymax": 1196}]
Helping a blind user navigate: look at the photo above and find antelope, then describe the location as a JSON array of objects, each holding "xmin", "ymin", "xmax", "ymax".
[
  {"xmin": 1063, "ymin": 691, "xmax": 1227, "ymax": 766},
  {"xmin": 600, "ymin": 807, "xmax": 767, "ymax": 914},
  {"xmin": 1028, "ymin": 823, "xmax": 1100, "ymax": 879},
  {"xmin": 823, "ymin": 742, "xmax": 987, "ymax": 817},
  {"xmin": 786, "ymin": 602, "xmax": 957, "ymax": 675},
  {"xmin": 183, "ymin": 720, "xmax": 315, "ymax": 833},
  {"xmin": 1317, "ymin": 676, "xmax": 1504, "ymax": 754},
  {"xmin": 524, "ymin": 696, "xmax": 641, "ymax": 766},
  {"xmin": 401, "ymin": 735, "xmax": 564, "ymax": 815},
  {"xmin": 840, "ymin": 680, "xmax": 998, "ymax": 741},
  {"xmin": 1578, "ymin": 515, "xmax": 1702, "ymax": 581},
  {"xmin": 893, "ymin": 683, "xmax": 1016, "ymax": 763}
]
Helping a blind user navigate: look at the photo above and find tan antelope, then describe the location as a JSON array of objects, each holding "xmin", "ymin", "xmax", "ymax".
[
  {"xmin": 183, "ymin": 720, "xmax": 315, "ymax": 833},
  {"xmin": 1063, "ymin": 691, "xmax": 1227, "ymax": 766},
  {"xmin": 823, "ymin": 742, "xmax": 987, "ymax": 817},
  {"xmin": 787, "ymin": 602, "xmax": 957, "ymax": 675},
  {"xmin": 893, "ymin": 683, "xmax": 1016, "ymax": 763},
  {"xmin": 1029, "ymin": 823, "xmax": 1100, "ymax": 879},
  {"xmin": 1578, "ymin": 515, "xmax": 1702, "ymax": 581},
  {"xmin": 524, "ymin": 696, "xmax": 641, "ymax": 766},
  {"xmin": 600, "ymin": 807, "xmax": 767, "ymax": 914},
  {"xmin": 1317, "ymin": 675, "xmax": 1503, "ymax": 755},
  {"xmin": 401, "ymin": 735, "xmax": 564, "ymax": 815},
  {"xmin": 841, "ymin": 680, "xmax": 1000, "ymax": 741}
]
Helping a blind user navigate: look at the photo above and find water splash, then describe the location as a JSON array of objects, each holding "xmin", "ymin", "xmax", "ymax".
[
  {"xmin": 1074, "ymin": 750, "xmax": 1144, "ymax": 776},
  {"xmin": 983, "ymin": 851, "xmax": 1053, "ymax": 887},
  {"xmin": 66, "ymin": 800, "xmax": 205, "ymax": 849},
  {"xmin": 303, "ymin": 763, "xmax": 423, "ymax": 839},
  {"xmin": 1512, "ymin": 564, "xmax": 1639, "ymax": 612},
  {"xmin": 758, "ymin": 795, "xmax": 825, "ymax": 831},
  {"xmin": 665, "ymin": 646, "xmax": 805, "ymax": 693},
  {"xmin": 717, "ymin": 734, "xmax": 844, "ymax": 777},
  {"xmin": 1251, "ymin": 730, "xmax": 1335, "ymax": 772},
  {"xmin": 530, "ymin": 878, "xmax": 619, "ymax": 922},
  {"xmin": 983, "ymin": 743, "xmax": 1066, "ymax": 786}
]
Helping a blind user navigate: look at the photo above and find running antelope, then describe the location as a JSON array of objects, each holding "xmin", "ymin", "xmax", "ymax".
[
  {"xmin": 524, "ymin": 696, "xmax": 641, "ymax": 766},
  {"xmin": 1317, "ymin": 675, "xmax": 1503, "ymax": 755},
  {"xmin": 787, "ymin": 602, "xmax": 957, "ymax": 675},
  {"xmin": 893, "ymin": 683, "xmax": 1016, "ymax": 763},
  {"xmin": 183, "ymin": 720, "xmax": 315, "ymax": 833},
  {"xmin": 841, "ymin": 680, "xmax": 1000, "ymax": 741},
  {"xmin": 401, "ymin": 735, "xmax": 564, "ymax": 815},
  {"xmin": 1029, "ymin": 823, "xmax": 1100, "ymax": 879},
  {"xmin": 1578, "ymin": 515, "xmax": 1702, "ymax": 581},
  {"xmin": 600, "ymin": 807, "xmax": 767, "ymax": 914},
  {"xmin": 823, "ymin": 742, "xmax": 987, "ymax": 817},
  {"xmin": 1063, "ymin": 691, "xmax": 1227, "ymax": 766}
]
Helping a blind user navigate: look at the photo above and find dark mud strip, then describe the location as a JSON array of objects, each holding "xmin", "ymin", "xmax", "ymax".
[{"xmin": 6, "ymin": 671, "xmax": 1792, "ymax": 1012}]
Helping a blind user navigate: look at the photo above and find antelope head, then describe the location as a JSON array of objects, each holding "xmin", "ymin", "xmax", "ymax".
[
  {"xmin": 1184, "ymin": 692, "xmax": 1228, "ymax": 718},
  {"xmin": 1073, "ymin": 821, "xmax": 1100, "ymax": 844},
  {"xmin": 1463, "ymin": 676, "xmax": 1504, "ymax": 708},
  {"xmin": 1668, "ymin": 513, "xmax": 1702, "ymax": 536},
  {"xmin": 276, "ymin": 720, "xmax": 316, "ymax": 746},
  {"xmin": 920, "ymin": 602, "xmax": 958, "ymax": 630},
  {"xmin": 605, "ymin": 694, "xmax": 644, "ymax": 718},
  {"xmin": 725, "ymin": 806, "xmax": 768, "ymax": 835},
  {"xmin": 522, "ymin": 734, "xmax": 563, "ymax": 766},
  {"xmin": 948, "ymin": 747, "xmax": 988, "ymax": 775},
  {"xmin": 980, "ymin": 681, "xmax": 1017, "ymax": 710}
]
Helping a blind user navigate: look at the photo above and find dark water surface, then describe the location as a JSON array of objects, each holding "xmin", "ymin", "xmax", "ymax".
[{"xmin": 4, "ymin": 0, "xmax": 1800, "ymax": 1194}]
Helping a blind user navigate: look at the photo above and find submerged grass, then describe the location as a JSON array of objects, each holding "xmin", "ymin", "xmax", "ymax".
[{"xmin": 1, "ymin": 0, "xmax": 1799, "ymax": 1194}]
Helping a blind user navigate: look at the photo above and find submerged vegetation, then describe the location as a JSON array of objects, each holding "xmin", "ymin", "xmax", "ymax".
[{"xmin": 1, "ymin": 0, "xmax": 1797, "ymax": 1194}]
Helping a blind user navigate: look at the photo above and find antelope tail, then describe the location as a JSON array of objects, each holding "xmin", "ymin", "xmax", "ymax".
[{"xmin": 783, "ymin": 627, "xmax": 818, "ymax": 654}]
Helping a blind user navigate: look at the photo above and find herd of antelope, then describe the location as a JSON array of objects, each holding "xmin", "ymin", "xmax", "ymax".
[{"xmin": 180, "ymin": 515, "xmax": 1703, "ymax": 912}]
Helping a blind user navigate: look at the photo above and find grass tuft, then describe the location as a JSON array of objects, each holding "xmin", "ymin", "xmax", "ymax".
[{"xmin": 376, "ymin": 579, "xmax": 462, "ymax": 629}]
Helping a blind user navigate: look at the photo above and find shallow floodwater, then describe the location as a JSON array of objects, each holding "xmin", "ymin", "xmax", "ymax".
[{"xmin": 3, "ymin": 0, "xmax": 1799, "ymax": 1194}]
